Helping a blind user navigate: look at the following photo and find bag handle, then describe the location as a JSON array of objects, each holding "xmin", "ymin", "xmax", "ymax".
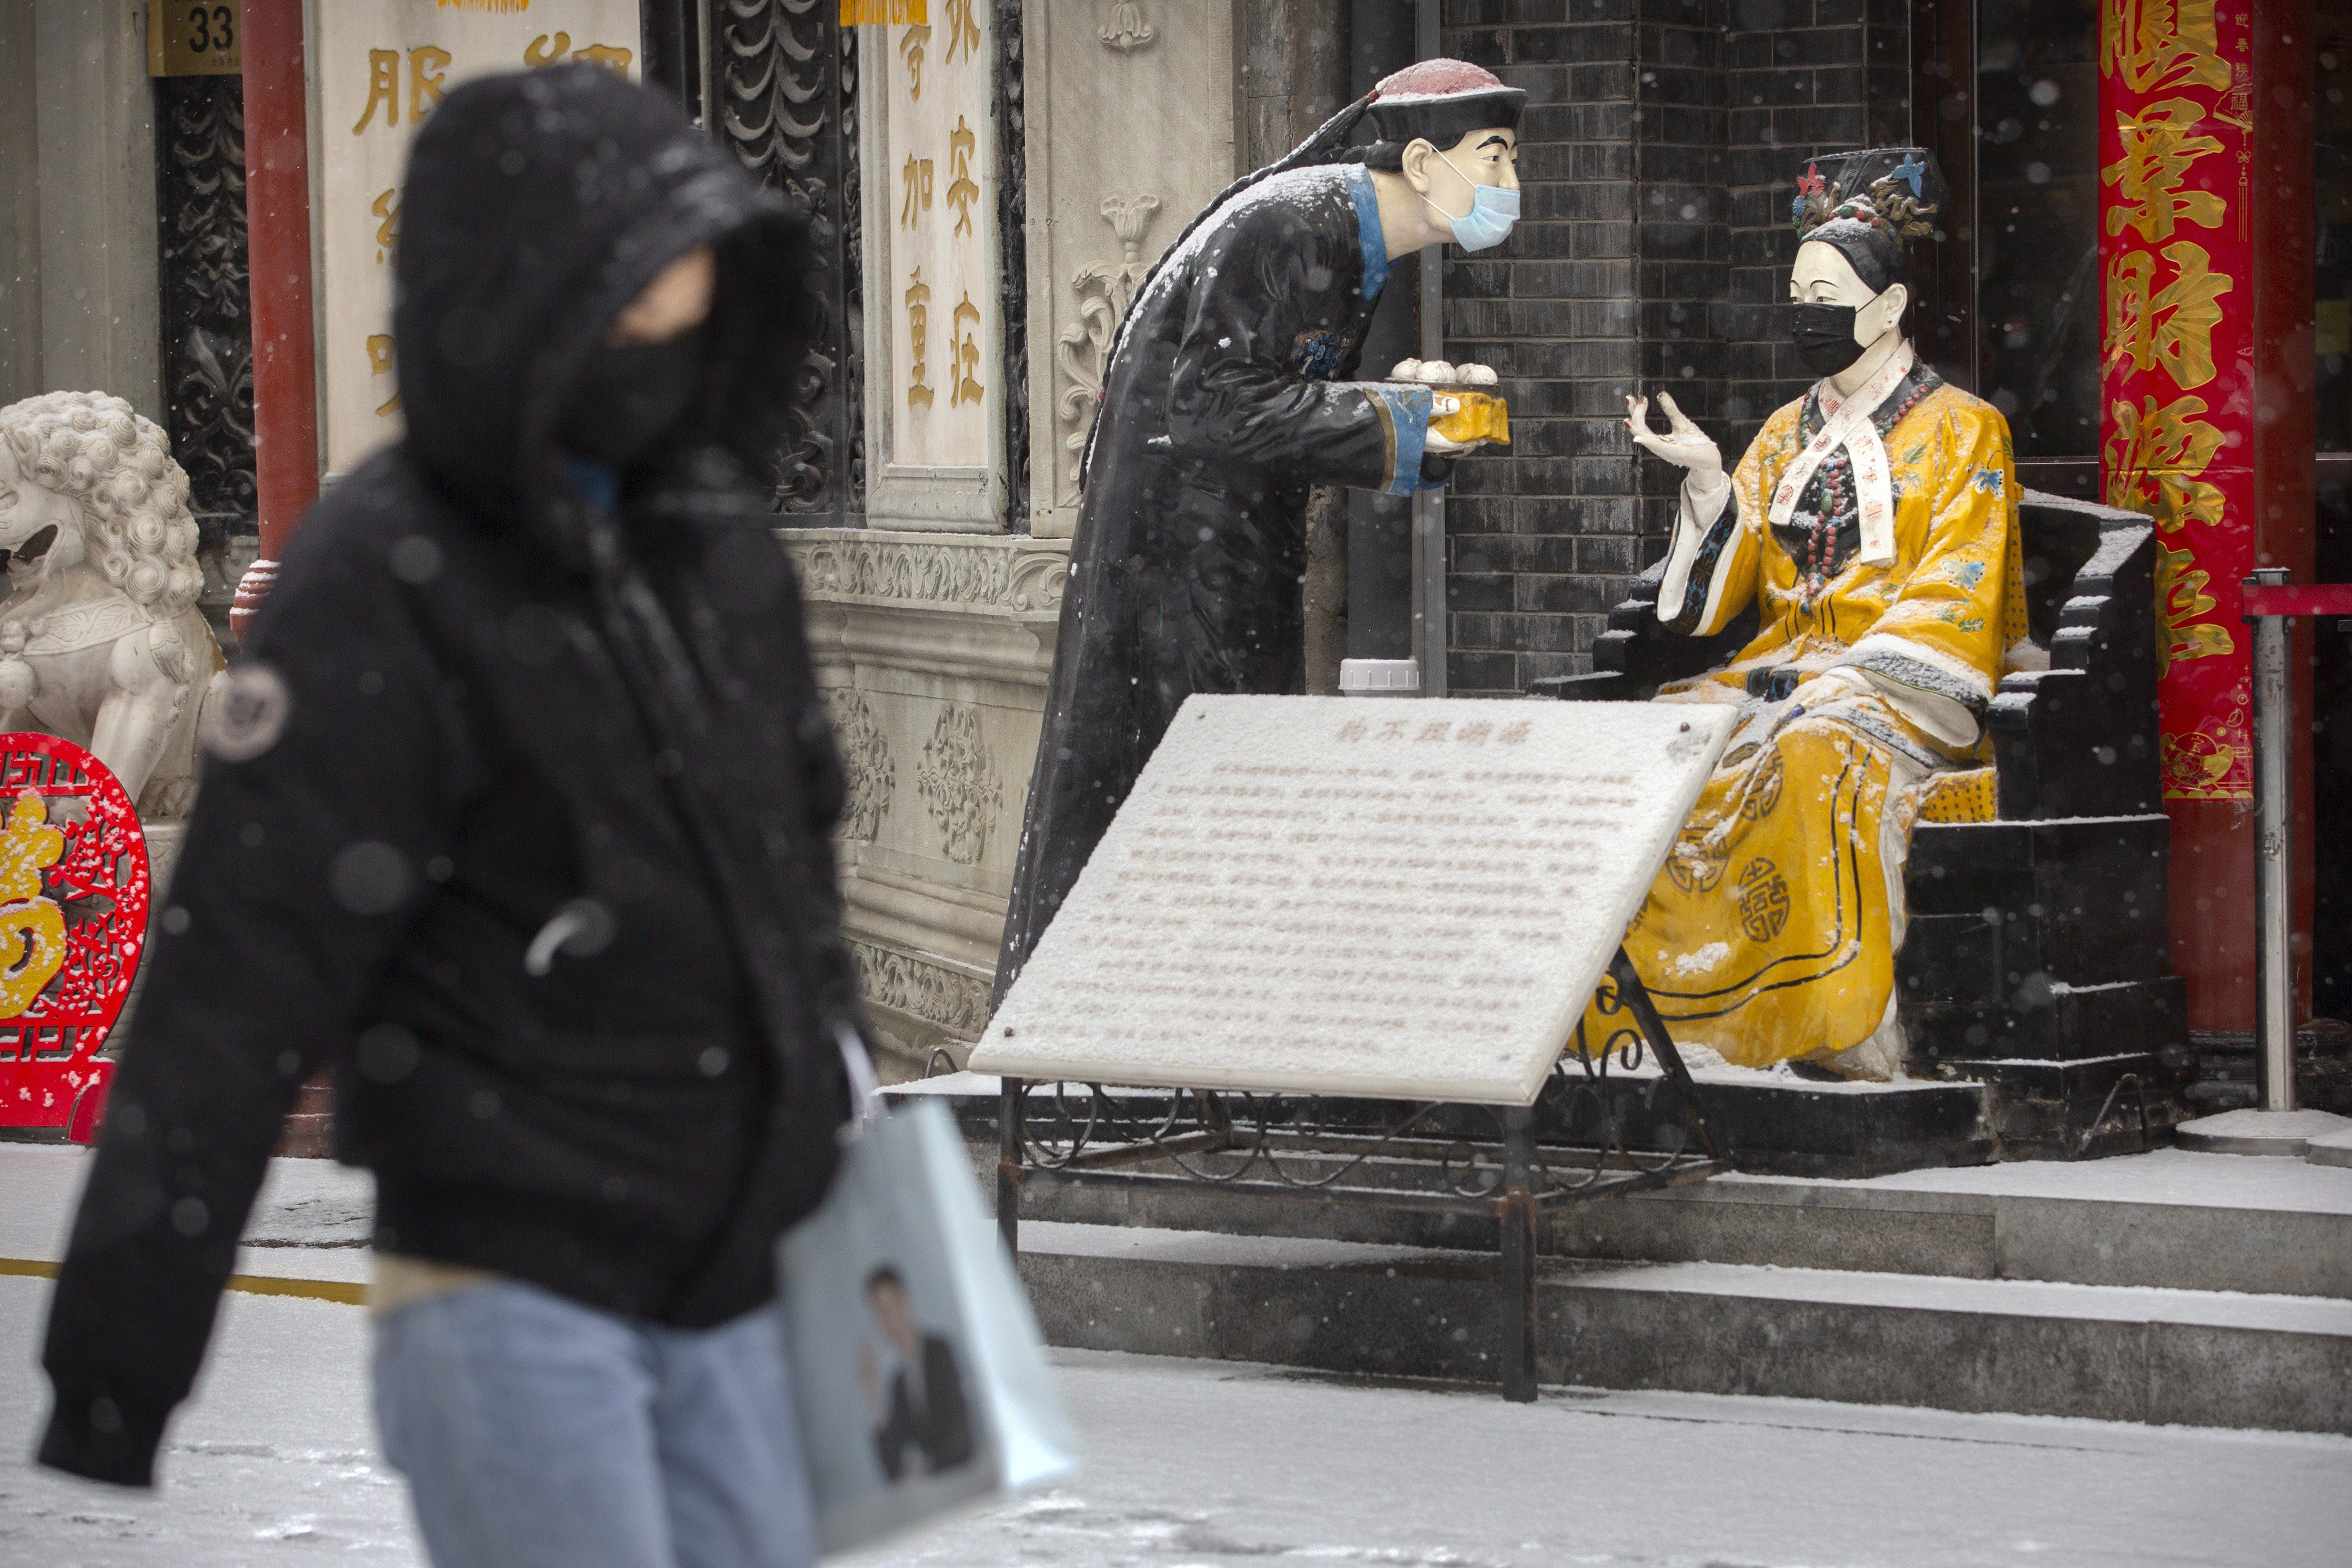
[{"xmin": 834, "ymin": 1017, "xmax": 886, "ymax": 1131}]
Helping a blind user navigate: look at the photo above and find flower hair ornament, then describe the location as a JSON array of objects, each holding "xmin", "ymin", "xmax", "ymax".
[{"xmin": 1791, "ymin": 154, "xmax": 1940, "ymax": 240}]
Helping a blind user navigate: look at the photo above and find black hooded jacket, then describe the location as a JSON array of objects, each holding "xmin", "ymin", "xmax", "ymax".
[{"xmin": 39, "ymin": 68, "xmax": 852, "ymax": 1487}]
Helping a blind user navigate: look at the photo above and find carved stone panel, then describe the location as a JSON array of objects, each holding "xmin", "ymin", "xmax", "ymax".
[
  {"xmin": 1021, "ymin": 1, "xmax": 1235, "ymax": 537},
  {"xmin": 789, "ymin": 527, "xmax": 1067, "ymax": 1068}
]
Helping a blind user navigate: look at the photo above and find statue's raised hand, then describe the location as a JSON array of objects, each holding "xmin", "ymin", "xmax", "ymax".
[{"xmin": 1625, "ymin": 392, "xmax": 1724, "ymax": 492}]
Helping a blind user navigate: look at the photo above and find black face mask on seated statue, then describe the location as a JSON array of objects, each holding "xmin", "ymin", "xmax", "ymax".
[
  {"xmin": 552, "ymin": 320, "xmax": 709, "ymax": 468},
  {"xmin": 1788, "ymin": 301, "xmax": 1870, "ymax": 378}
]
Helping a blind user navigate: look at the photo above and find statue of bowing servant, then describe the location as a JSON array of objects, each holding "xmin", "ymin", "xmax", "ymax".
[
  {"xmin": 1611, "ymin": 148, "xmax": 2031, "ymax": 1080},
  {"xmin": 994, "ymin": 60, "xmax": 1533, "ymax": 997}
]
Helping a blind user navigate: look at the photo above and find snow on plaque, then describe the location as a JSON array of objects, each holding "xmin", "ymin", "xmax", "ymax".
[{"xmin": 970, "ymin": 696, "xmax": 1734, "ymax": 1105}]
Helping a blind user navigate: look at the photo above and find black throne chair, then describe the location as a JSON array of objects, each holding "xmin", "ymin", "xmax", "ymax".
[{"xmin": 1531, "ymin": 490, "xmax": 2196, "ymax": 1165}]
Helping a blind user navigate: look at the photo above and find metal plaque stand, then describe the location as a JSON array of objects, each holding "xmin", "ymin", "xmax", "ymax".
[
  {"xmin": 990, "ymin": 947, "xmax": 1722, "ymax": 1403},
  {"xmin": 2176, "ymin": 572, "xmax": 2352, "ymax": 1158}
]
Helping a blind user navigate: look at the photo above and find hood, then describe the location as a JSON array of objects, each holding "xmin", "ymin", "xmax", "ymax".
[{"xmin": 393, "ymin": 65, "xmax": 817, "ymax": 564}]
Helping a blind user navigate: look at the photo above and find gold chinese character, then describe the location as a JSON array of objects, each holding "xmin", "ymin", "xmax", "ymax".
[
  {"xmin": 366, "ymin": 334, "xmax": 401, "ymax": 417},
  {"xmin": 2101, "ymin": 0, "xmax": 2229, "ymax": 96},
  {"xmin": 2153, "ymin": 541, "xmax": 2234, "ymax": 673},
  {"xmin": 1415, "ymin": 722, "xmax": 1451, "ymax": 743},
  {"xmin": 2103, "ymin": 391, "xmax": 2227, "ymax": 534},
  {"xmin": 2103, "ymin": 97, "xmax": 2226, "ymax": 243},
  {"xmin": 949, "ymin": 291, "xmax": 983, "ymax": 406},
  {"xmin": 1455, "ymin": 721, "xmax": 1492, "ymax": 744},
  {"xmin": 942, "ymin": 0, "xmax": 981, "ymax": 65},
  {"xmin": 1497, "ymin": 721, "xmax": 1532, "ymax": 745},
  {"xmin": 905, "ymin": 267, "xmax": 934, "ymax": 410},
  {"xmin": 1337, "ymin": 719, "xmax": 1367, "ymax": 742},
  {"xmin": 2105, "ymin": 240, "xmax": 2232, "ymax": 390},
  {"xmin": 408, "ymin": 45, "xmax": 450, "ymax": 120},
  {"xmin": 352, "ymin": 48, "xmax": 401, "ymax": 134},
  {"xmin": 371, "ymin": 189, "xmax": 401, "ymax": 264},
  {"xmin": 898, "ymin": 25, "xmax": 930, "ymax": 97},
  {"xmin": 900, "ymin": 154, "xmax": 934, "ymax": 229},
  {"xmin": 524, "ymin": 33, "xmax": 634, "ymax": 75},
  {"xmin": 946, "ymin": 116, "xmax": 979, "ymax": 237}
]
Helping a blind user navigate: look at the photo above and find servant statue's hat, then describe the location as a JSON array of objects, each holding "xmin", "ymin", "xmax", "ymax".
[
  {"xmin": 1790, "ymin": 147, "xmax": 1946, "ymax": 294},
  {"xmin": 1367, "ymin": 59, "xmax": 1527, "ymax": 150}
]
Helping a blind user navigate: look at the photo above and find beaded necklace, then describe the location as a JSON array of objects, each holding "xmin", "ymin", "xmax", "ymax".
[{"xmin": 1792, "ymin": 369, "xmax": 1939, "ymax": 608}]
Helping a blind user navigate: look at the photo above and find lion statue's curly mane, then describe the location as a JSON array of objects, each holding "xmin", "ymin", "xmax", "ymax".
[{"xmin": 0, "ymin": 391, "xmax": 205, "ymax": 619}]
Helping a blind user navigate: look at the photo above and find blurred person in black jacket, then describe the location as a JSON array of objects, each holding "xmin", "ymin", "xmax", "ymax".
[{"xmin": 39, "ymin": 66, "xmax": 855, "ymax": 1568}]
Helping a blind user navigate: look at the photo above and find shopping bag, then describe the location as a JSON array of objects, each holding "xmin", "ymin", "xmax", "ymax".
[{"xmin": 776, "ymin": 1028, "xmax": 1079, "ymax": 1556}]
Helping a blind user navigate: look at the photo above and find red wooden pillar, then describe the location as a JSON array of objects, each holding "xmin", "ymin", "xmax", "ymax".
[
  {"xmin": 2098, "ymin": 0, "xmax": 2315, "ymax": 1034},
  {"xmin": 233, "ymin": 0, "xmax": 320, "ymax": 645}
]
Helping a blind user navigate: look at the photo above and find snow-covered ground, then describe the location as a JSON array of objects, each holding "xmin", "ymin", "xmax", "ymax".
[{"xmin": 3, "ymin": 1270, "xmax": 2346, "ymax": 1568}]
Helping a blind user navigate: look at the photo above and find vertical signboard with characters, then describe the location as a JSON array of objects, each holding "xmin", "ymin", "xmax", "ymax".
[
  {"xmin": 313, "ymin": 0, "xmax": 641, "ymax": 477},
  {"xmin": 0, "ymin": 737, "xmax": 151, "ymax": 1132},
  {"xmin": 2098, "ymin": 0, "xmax": 2254, "ymax": 802},
  {"xmin": 858, "ymin": 2, "xmax": 1004, "ymax": 527}
]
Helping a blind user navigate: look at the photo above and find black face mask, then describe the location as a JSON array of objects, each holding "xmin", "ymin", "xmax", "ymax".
[
  {"xmin": 553, "ymin": 322, "xmax": 708, "ymax": 467},
  {"xmin": 1788, "ymin": 302, "xmax": 1866, "ymax": 377}
]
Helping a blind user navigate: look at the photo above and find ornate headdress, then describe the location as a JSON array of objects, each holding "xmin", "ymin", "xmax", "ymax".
[{"xmin": 1788, "ymin": 148, "xmax": 1946, "ymax": 293}]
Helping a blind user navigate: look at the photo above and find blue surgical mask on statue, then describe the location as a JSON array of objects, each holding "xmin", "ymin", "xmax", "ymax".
[{"xmin": 1422, "ymin": 150, "xmax": 1519, "ymax": 252}]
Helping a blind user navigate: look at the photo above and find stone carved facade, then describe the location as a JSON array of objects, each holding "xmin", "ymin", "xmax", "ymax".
[
  {"xmin": 821, "ymin": 686, "xmax": 894, "ymax": 843},
  {"xmin": 1051, "ymin": 194, "xmax": 1162, "ymax": 505},
  {"xmin": 1022, "ymin": 0, "xmax": 1234, "ymax": 534},
  {"xmin": 789, "ymin": 528, "xmax": 1063, "ymax": 1068},
  {"xmin": 1099, "ymin": 4, "xmax": 1155, "ymax": 53},
  {"xmin": 849, "ymin": 938, "xmax": 992, "ymax": 1043},
  {"xmin": 916, "ymin": 703, "xmax": 1001, "ymax": 865},
  {"xmin": 793, "ymin": 531, "xmax": 1066, "ymax": 612}
]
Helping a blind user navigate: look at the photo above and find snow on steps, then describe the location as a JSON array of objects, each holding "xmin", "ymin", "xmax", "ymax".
[{"xmin": 1012, "ymin": 1219, "xmax": 2352, "ymax": 1435}]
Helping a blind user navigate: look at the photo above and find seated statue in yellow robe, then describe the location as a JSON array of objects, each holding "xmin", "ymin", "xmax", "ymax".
[{"xmin": 1604, "ymin": 148, "xmax": 2028, "ymax": 1081}]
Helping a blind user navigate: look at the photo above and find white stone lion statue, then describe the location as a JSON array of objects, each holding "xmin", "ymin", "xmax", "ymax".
[{"xmin": 0, "ymin": 391, "xmax": 225, "ymax": 818}]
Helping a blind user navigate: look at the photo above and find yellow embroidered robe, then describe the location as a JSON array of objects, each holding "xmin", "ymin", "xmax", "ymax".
[{"xmin": 1583, "ymin": 372, "xmax": 2028, "ymax": 1075}]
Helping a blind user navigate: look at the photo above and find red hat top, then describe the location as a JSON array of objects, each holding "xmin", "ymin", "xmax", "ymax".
[{"xmin": 1367, "ymin": 59, "xmax": 1527, "ymax": 145}]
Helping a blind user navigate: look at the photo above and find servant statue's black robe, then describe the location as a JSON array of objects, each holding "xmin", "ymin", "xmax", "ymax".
[{"xmin": 994, "ymin": 162, "xmax": 1437, "ymax": 996}]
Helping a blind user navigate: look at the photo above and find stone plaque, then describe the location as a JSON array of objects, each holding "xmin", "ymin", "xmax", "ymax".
[
  {"xmin": 857, "ymin": 8, "xmax": 1005, "ymax": 527},
  {"xmin": 969, "ymin": 697, "xmax": 1735, "ymax": 1106},
  {"xmin": 312, "ymin": 0, "xmax": 640, "ymax": 475}
]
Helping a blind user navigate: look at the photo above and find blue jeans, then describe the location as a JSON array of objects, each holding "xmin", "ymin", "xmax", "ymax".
[{"xmin": 373, "ymin": 1279, "xmax": 818, "ymax": 1568}]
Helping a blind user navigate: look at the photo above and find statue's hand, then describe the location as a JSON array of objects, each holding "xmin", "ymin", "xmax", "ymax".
[{"xmin": 1625, "ymin": 392, "xmax": 1724, "ymax": 490}]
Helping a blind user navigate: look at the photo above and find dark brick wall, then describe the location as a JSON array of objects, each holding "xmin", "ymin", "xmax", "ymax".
[{"xmin": 1438, "ymin": 0, "xmax": 1907, "ymax": 696}]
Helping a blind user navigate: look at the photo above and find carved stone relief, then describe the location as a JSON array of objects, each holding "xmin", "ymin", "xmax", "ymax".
[
  {"xmin": 850, "ymin": 937, "xmax": 992, "ymax": 1040},
  {"xmin": 1022, "ymin": 1, "xmax": 1233, "ymax": 534},
  {"xmin": 916, "ymin": 703, "xmax": 1003, "ymax": 865},
  {"xmin": 788, "ymin": 532, "xmax": 1067, "ymax": 613},
  {"xmin": 1099, "ymin": 3, "xmax": 1154, "ymax": 53},
  {"xmin": 1052, "ymin": 193, "xmax": 1162, "ymax": 505},
  {"xmin": 821, "ymin": 687, "xmax": 895, "ymax": 843}
]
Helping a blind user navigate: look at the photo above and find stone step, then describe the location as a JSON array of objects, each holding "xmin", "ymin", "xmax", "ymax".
[
  {"xmin": 1012, "ymin": 1219, "xmax": 2352, "ymax": 1435},
  {"xmin": 908, "ymin": 1078, "xmax": 2352, "ymax": 1299}
]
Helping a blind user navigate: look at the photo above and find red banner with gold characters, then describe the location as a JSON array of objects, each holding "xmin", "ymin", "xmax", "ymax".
[
  {"xmin": 2099, "ymin": 0, "xmax": 2256, "ymax": 800},
  {"xmin": 0, "ymin": 735, "xmax": 150, "ymax": 1131}
]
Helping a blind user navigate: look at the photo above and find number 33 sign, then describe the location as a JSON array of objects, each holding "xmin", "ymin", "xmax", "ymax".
[{"xmin": 147, "ymin": 0, "xmax": 242, "ymax": 77}]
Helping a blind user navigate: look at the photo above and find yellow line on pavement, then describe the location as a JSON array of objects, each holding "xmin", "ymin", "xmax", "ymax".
[{"xmin": 0, "ymin": 1256, "xmax": 364, "ymax": 1305}]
